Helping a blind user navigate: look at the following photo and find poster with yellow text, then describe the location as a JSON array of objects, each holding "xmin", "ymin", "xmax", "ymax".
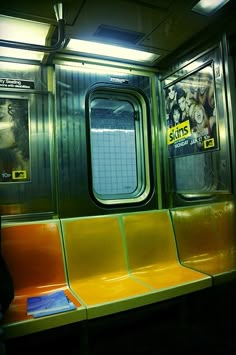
[{"xmin": 164, "ymin": 65, "xmax": 219, "ymax": 157}]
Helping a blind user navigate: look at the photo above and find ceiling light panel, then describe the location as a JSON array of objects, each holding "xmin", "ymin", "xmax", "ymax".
[
  {"xmin": 67, "ymin": 39, "xmax": 160, "ymax": 63},
  {"xmin": 0, "ymin": 47, "xmax": 44, "ymax": 61},
  {"xmin": 0, "ymin": 15, "xmax": 50, "ymax": 45},
  {"xmin": 192, "ymin": 0, "xmax": 230, "ymax": 15}
]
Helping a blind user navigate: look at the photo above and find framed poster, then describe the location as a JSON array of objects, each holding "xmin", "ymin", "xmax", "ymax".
[
  {"xmin": 0, "ymin": 97, "xmax": 30, "ymax": 183},
  {"xmin": 165, "ymin": 64, "xmax": 219, "ymax": 157}
]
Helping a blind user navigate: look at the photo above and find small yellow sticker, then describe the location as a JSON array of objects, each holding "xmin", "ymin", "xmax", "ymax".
[
  {"xmin": 204, "ymin": 138, "xmax": 215, "ymax": 149},
  {"xmin": 12, "ymin": 170, "xmax": 27, "ymax": 179}
]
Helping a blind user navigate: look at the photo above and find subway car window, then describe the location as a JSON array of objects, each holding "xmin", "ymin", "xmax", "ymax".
[
  {"xmin": 173, "ymin": 153, "xmax": 230, "ymax": 193},
  {"xmin": 88, "ymin": 88, "xmax": 151, "ymax": 205}
]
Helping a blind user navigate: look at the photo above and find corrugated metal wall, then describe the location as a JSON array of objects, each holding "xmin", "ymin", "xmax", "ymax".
[
  {"xmin": 55, "ymin": 64, "xmax": 157, "ymax": 217},
  {"xmin": 0, "ymin": 61, "xmax": 157, "ymax": 219},
  {"xmin": 0, "ymin": 63, "xmax": 54, "ymax": 218}
]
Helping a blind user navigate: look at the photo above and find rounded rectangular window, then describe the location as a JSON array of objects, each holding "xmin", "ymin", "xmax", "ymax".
[{"xmin": 87, "ymin": 86, "xmax": 151, "ymax": 205}]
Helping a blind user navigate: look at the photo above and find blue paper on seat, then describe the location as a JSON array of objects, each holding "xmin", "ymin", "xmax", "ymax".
[{"xmin": 27, "ymin": 290, "xmax": 76, "ymax": 318}]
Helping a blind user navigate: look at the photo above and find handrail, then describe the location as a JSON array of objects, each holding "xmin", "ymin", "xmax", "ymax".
[{"xmin": 0, "ymin": 3, "xmax": 65, "ymax": 53}]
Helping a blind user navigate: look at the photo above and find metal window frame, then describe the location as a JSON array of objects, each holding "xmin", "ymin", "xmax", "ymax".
[{"xmin": 87, "ymin": 85, "xmax": 151, "ymax": 206}]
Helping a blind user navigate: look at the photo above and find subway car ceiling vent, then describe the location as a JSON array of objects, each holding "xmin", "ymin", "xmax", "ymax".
[
  {"xmin": 66, "ymin": 39, "xmax": 160, "ymax": 64},
  {"xmin": 93, "ymin": 25, "xmax": 145, "ymax": 45}
]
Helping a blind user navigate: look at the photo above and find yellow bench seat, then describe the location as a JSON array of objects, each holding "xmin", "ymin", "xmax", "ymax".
[
  {"xmin": 2, "ymin": 220, "xmax": 86, "ymax": 338},
  {"xmin": 62, "ymin": 216, "xmax": 155, "ymax": 318},
  {"xmin": 170, "ymin": 202, "xmax": 236, "ymax": 283},
  {"xmin": 62, "ymin": 212, "xmax": 211, "ymax": 318},
  {"xmin": 122, "ymin": 211, "xmax": 211, "ymax": 296}
]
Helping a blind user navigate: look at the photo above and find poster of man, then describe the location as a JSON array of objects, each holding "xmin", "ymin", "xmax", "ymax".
[
  {"xmin": 165, "ymin": 65, "xmax": 218, "ymax": 157},
  {"xmin": 0, "ymin": 97, "xmax": 30, "ymax": 183}
]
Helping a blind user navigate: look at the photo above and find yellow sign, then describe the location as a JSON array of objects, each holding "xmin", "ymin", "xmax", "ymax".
[
  {"xmin": 167, "ymin": 120, "xmax": 191, "ymax": 145},
  {"xmin": 12, "ymin": 170, "xmax": 27, "ymax": 180},
  {"xmin": 204, "ymin": 138, "xmax": 215, "ymax": 149}
]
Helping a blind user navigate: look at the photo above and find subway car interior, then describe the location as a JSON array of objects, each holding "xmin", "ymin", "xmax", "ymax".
[{"xmin": 0, "ymin": 0, "xmax": 236, "ymax": 354}]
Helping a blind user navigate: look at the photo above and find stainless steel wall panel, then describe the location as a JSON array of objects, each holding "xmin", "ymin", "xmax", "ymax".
[
  {"xmin": 0, "ymin": 64, "xmax": 55, "ymax": 219},
  {"xmin": 55, "ymin": 64, "xmax": 156, "ymax": 217}
]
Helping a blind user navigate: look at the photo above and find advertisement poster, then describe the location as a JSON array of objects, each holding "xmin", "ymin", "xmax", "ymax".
[
  {"xmin": 165, "ymin": 65, "xmax": 219, "ymax": 157},
  {"xmin": 0, "ymin": 97, "xmax": 30, "ymax": 183}
]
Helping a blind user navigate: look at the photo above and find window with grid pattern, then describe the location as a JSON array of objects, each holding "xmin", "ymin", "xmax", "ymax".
[{"xmin": 88, "ymin": 88, "xmax": 150, "ymax": 205}]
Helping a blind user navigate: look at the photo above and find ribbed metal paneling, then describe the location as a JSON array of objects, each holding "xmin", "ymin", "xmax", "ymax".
[
  {"xmin": 55, "ymin": 64, "xmax": 156, "ymax": 217},
  {"xmin": 0, "ymin": 63, "xmax": 54, "ymax": 219}
]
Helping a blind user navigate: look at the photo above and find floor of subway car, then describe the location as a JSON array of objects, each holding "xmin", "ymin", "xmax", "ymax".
[
  {"xmin": 4, "ymin": 283, "xmax": 236, "ymax": 355},
  {"xmin": 87, "ymin": 289, "xmax": 236, "ymax": 355}
]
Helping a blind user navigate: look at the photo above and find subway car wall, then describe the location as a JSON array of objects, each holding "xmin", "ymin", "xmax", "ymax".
[
  {"xmin": 160, "ymin": 39, "xmax": 235, "ymax": 208},
  {"xmin": 0, "ymin": 61, "xmax": 159, "ymax": 219},
  {"xmin": 55, "ymin": 64, "xmax": 158, "ymax": 217},
  {"xmin": 0, "ymin": 63, "xmax": 55, "ymax": 218},
  {"xmin": 0, "ymin": 34, "xmax": 236, "ymax": 219}
]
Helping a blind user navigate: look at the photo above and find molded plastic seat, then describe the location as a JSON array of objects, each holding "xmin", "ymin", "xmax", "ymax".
[
  {"xmin": 170, "ymin": 202, "xmax": 236, "ymax": 284},
  {"xmin": 2, "ymin": 220, "xmax": 86, "ymax": 338},
  {"xmin": 122, "ymin": 210, "xmax": 212, "ymax": 295},
  {"xmin": 62, "ymin": 216, "xmax": 154, "ymax": 318}
]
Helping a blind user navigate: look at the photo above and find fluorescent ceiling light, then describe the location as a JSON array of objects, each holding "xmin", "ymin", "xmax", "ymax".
[
  {"xmin": 0, "ymin": 15, "xmax": 50, "ymax": 61},
  {"xmin": 0, "ymin": 61, "xmax": 38, "ymax": 71},
  {"xmin": 0, "ymin": 15, "xmax": 50, "ymax": 45},
  {"xmin": 67, "ymin": 39, "xmax": 160, "ymax": 63},
  {"xmin": 192, "ymin": 0, "xmax": 230, "ymax": 15},
  {"xmin": 0, "ymin": 47, "xmax": 44, "ymax": 61}
]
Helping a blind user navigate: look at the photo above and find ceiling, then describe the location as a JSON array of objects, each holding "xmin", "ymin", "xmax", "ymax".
[{"xmin": 0, "ymin": 0, "xmax": 235, "ymax": 67}]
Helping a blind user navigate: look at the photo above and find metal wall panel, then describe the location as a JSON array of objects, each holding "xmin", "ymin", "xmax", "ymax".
[
  {"xmin": 0, "ymin": 63, "xmax": 54, "ymax": 219},
  {"xmin": 55, "ymin": 64, "xmax": 157, "ymax": 217},
  {"xmin": 160, "ymin": 43, "xmax": 233, "ymax": 207}
]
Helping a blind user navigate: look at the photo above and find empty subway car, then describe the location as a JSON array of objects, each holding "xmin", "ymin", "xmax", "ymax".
[{"xmin": 0, "ymin": 1, "xmax": 236, "ymax": 354}]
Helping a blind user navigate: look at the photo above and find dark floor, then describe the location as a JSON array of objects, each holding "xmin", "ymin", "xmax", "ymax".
[{"xmin": 3, "ymin": 281, "xmax": 236, "ymax": 355}]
